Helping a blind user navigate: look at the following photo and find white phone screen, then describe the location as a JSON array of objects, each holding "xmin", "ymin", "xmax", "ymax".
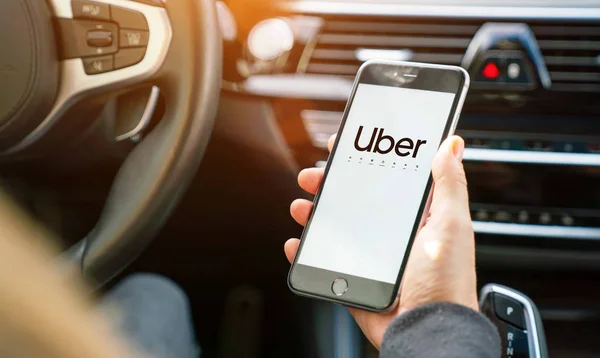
[{"xmin": 297, "ymin": 83, "xmax": 457, "ymax": 284}]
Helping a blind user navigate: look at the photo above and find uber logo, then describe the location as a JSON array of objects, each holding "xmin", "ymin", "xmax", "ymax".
[{"xmin": 353, "ymin": 126, "xmax": 427, "ymax": 158}]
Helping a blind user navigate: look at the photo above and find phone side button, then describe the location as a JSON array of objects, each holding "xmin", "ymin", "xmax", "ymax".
[{"xmin": 332, "ymin": 278, "xmax": 349, "ymax": 296}]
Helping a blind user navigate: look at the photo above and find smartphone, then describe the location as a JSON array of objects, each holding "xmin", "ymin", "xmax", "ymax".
[{"xmin": 288, "ymin": 60, "xmax": 470, "ymax": 312}]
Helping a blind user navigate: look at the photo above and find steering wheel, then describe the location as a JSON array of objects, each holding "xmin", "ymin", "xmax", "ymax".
[{"xmin": 0, "ymin": 0, "xmax": 221, "ymax": 285}]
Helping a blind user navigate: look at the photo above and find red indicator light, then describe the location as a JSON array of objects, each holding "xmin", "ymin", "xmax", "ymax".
[{"xmin": 482, "ymin": 62, "xmax": 500, "ymax": 79}]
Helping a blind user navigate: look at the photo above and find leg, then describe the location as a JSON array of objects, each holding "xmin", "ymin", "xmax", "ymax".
[{"xmin": 101, "ymin": 273, "xmax": 200, "ymax": 358}]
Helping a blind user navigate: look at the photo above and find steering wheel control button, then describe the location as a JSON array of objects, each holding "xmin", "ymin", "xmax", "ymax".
[
  {"xmin": 72, "ymin": 0, "xmax": 110, "ymax": 21},
  {"xmin": 83, "ymin": 55, "xmax": 114, "ymax": 75},
  {"xmin": 493, "ymin": 294, "xmax": 525, "ymax": 330},
  {"xmin": 56, "ymin": 19, "xmax": 118, "ymax": 59},
  {"xmin": 87, "ymin": 30, "xmax": 113, "ymax": 48},
  {"xmin": 119, "ymin": 29, "xmax": 149, "ymax": 48},
  {"xmin": 110, "ymin": 6, "xmax": 149, "ymax": 30},
  {"xmin": 114, "ymin": 48, "xmax": 147, "ymax": 70},
  {"xmin": 331, "ymin": 278, "xmax": 348, "ymax": 296}
]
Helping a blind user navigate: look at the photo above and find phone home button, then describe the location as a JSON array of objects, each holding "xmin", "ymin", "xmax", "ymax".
[{"xmin": 332, "ymin": 278, "xmax": 348, "ymax": 296}]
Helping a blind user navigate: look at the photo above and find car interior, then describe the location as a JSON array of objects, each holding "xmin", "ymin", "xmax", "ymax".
[{"xmin": 2, "ymin": 0, "xmax": 600, "ymax": 357}]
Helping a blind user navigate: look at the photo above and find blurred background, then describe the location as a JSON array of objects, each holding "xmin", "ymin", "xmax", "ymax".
[{"xmin": 3, "ymin": 0, "xmax": 600, "ymax": 357}]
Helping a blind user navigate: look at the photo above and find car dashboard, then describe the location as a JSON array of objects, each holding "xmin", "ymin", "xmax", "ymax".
[
  {"xmin": 215, "ymin": 0, "xmax": 600, "ymax": 356},
  {"xmin": 221, "ymin": 0, "xmax": 600, "ymax": 255}
]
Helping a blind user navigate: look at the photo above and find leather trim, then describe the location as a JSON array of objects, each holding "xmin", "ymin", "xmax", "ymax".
[{"xmin": 79, "ymin": 0, "xmax": 222, "ymax": 284}]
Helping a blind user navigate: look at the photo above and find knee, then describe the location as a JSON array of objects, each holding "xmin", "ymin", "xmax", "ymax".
[{"xmin": 110, "ymin": 273, "xmax": 191, "ymax": 314}]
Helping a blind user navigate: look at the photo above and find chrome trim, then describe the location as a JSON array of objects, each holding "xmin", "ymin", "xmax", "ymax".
[
  {"xmin": 47, "ymin": 0, "xmax": 73, "ymax": 17},
  {"xmin": 5, "ymin": 0, "xmax": 173, "ymax": 154},
  {"xmin": 242, "ymin": 74, "xmax": 354, "ymax": 101},
  {"xmin": 480, "ymin": 284, "xmax": 543, "ymax": 358},
  {"xmin": 281, "ymin": 1, "xmax": 600, "ymax": 20},
  {"xmin": 354, "ymin": 48, "xmax": 413, "ymax": 62},
  {"xmin": 473, "ymin": 221, "xmax": 600, "ymax": 240},
  {"xmin": 116, "ymin": 86, "xmax": 160, "ymax": 142},
  {"xmin": 464, "ymin": 148, "xmax": 600, "ymax": 166},
  {"xmin": 216, "ymin": 1, "xmax": 237, "ymax": 41}
]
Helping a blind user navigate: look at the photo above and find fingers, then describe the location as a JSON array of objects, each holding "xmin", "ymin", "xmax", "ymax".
[
  {"xmin": 429, "ymin": 136, "xmax": 469, "ymax": 218},
  {"xmin": 284, "ymin": 239, "xmax": 300, "ymax": 264},
  {"xmin": 296, "ymin": 134, "xmax": 334, "ymax": 194},
  {"xmin": 328, "ymin": 134, "xmax": 336, "ymax": 153},
  {"xmin": 298, "ymin": 168, "xmax": 324, "ymax": 195},
  {"xmin": 290, "ymin": 199, "xmax": 313, "ymax": 226}
]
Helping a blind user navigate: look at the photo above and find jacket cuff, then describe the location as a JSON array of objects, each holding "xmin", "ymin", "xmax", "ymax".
[{"xmin": 380, "ymin": 302, "xmax": 501, "ymax": 358}]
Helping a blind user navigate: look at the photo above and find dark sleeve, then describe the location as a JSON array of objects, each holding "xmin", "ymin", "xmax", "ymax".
[{"xmin": 380, "ymin": 302, "xmax": 501, "ymax": 358}]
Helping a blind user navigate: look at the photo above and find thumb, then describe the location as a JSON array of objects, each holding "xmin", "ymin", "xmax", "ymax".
[{"xmin": 429, "ymin": 136, "xmax": 469, "ymax": 215}]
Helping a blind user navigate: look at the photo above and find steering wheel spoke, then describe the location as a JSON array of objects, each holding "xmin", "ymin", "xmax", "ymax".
[
  {"xmin": 4, "ymin": 0, "xmax": 173, "ymax": 154},
  {"xmin": 0, "ymin": 0, "xmax": 221, "ymax": 284},
  {"xmin": 75, "ymin": 0, "xmax": 221, "ymax": 284}
]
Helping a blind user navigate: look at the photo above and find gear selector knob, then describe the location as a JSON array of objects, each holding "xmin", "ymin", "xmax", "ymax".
[{"xmin": 479, "ymin": 284, "xmax": 549, "ymax": 358}]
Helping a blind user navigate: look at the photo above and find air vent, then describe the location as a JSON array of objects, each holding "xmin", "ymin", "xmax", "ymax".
[
  {"xmin": 530, "ymin": 21, "xmax": 600, "ymax": 93},
  {"xmin": 305, "ymin": 16, "xmax": 600, "ymax": 93},
  {"xmin": 304, "ymin": 16, "xmax": 482, "ymax": 76}
]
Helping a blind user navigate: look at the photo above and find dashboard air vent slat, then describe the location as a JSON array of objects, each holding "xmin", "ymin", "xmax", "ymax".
[
  {"xmin": 544, "ymin": 56, "xmax": 599, "ymax": 67},
  {"xmin": 530, "ymin": 25, "xmax": 600, "ymax": 37},
  {"xmin": 550, "ymin": 71, "xmax": 600, "ymax": 82},
  {"xmin": 305, "ymin": 16, "xmax": 481, "ymax": 76},
  {"xmin": 311, "ymin": 49, "xmax": 463, "ymax": 65},
  {"xmin": 323, "ymin": 21, "xmax": 480, "ymax": 35},
  {"xmin": 532, "ymin": 22, "xmax": 600, "ymax": 92},
  {"xmin": 318, "ymin": 34, "xmax": 471, "ymax": 48},
  {"xmin": 307, "ymin": 63, "xmax": 360, "ymax": 75},
  {"xmin": 537, "ymin": 40, "xmax": 600, "ymax": 51}
]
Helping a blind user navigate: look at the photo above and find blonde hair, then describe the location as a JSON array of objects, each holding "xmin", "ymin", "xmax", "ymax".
[{"xmin": 0, "ymin": 192, "xmax": 138, "ymax": 358}]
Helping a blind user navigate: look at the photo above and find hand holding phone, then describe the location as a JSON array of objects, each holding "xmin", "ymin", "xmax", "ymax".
[
  {"xmin": 286, "ymin": 135, "xmax": 477, "ymax": 349},
  {"xmin": 288, "ymin": 61, "xmax": 470, "ymax": 311}
]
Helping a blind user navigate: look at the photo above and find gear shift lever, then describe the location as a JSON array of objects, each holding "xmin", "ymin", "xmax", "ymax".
[{"xmin": 479, "ymin": 284, "xmax": 549, "ymax": 358}]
